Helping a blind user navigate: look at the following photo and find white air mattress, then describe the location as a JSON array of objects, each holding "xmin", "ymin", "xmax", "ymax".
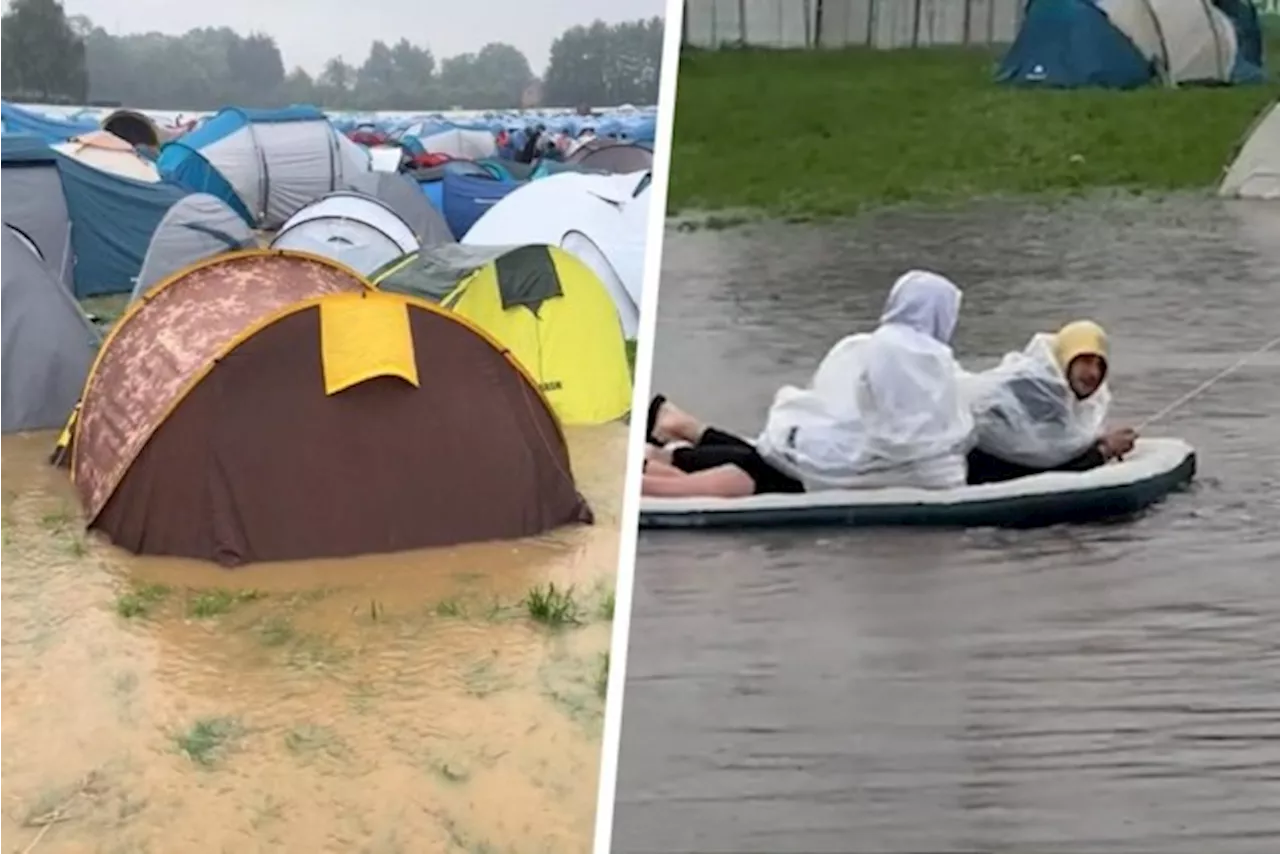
[{"xmin": 639, "ymin": 438, "xmax": 1196, "ymax": 530}]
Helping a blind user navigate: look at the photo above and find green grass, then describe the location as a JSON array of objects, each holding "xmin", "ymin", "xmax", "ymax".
[
  {"xmin": 522, "ymin": 582, "xmax": 582, "ymax": 627},
  {"xmin": 668, "ymin": 39, "xmax": 1280, "ymax": 218},
  {"xmin": 174, "ymin": 715, "xmax": 244, "ymax": 766},
  {"xmin": 185, "ymin": 587, "xmax": 265, "ymax": 618},
  {"xmin": 625, "ymin": 338, "xmax": 638, "ymax": 378},
  {"xmin": 115, "ymin": 582, "xmax": 170, "ymax": 619}
]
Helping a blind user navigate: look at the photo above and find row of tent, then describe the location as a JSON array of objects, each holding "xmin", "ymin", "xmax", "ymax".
[
  {"xmin": 999, "ymin": 0, "xmax": 1267, "ymax": 89},
  {"xmin": 5, "ymin": 244, "xmax": 601, "ymax": 566},
  {"xmin": 1, "ymin": 116, "xmax": 650, "ymax": 328}
]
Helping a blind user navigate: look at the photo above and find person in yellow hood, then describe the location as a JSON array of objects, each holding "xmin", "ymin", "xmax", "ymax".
[{"xmin": 964, "ymin": 319, "xmax": 1138, "ymax": 485}]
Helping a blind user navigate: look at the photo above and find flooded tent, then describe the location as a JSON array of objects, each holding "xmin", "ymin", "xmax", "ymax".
[
  {"xmin": 52, "ymin": 130, "xmax": 161, "ymax": 182},
  {"xmin": 463, "ymin": 171, "xmax": 650, "ymax": 338},
  {"xmin": 1220, "ymin": 101, "xmax": 1280, "ymax": 200},
  {"xmin": 441, "ymin": 171, "xmax": 522, "ymax": 240},
  {"xmin": 568, "ymin": 140, "xmax": 654, "ymax": 173},
  {"xmin": 70, "ymin": 262, "xmax": 591, "ymax": 565},
  {"xmin": 372, "ymin": 244, "xmax": 632, "ymax": 425},
  {"xmin": 101, "ymin": 109, "xmax": 168, "ymax": 148},
  {"xmin": 270, "ymin": 192, "xmax": 420, "ymax": 276},
  {"xmin": 1, "ymin": 225, "xmax": 101, "ymax": 433},
  {"xmin": 131, "ymin": 193, "xmax": 257, "ymax": 301},
  {"xmin": 344, "ymin": 170, "xmax": 454, "ymax": 247},
  {"xmin": 998, "ymin": 0, "xmax": 1265, "ymax": 88},
  {"xmin": 157, "ymin": 106, "xmax": 368, "ymax": 228}
]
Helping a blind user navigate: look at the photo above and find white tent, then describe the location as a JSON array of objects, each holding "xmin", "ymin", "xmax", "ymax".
[
  {"xmin": 270, "ymin": 191, "xmax": 419, "ymax": 276},
  {"xmin": 420, "ymin": 129, "xmax": 497, "ymax": 160},
  {"xmin": 462, "ymin": 171, "xmax": 650, "ymax": 338},
  {"xmin": 1220, "ymin": 102, "xmax": 1280, "ymax": 200},
  {"xmin": 52, "ymin": 130, "xmax": 160, "ymax": 182},
  {"xmin": 1101, "ymin": 0, "xmax": 1246, "ymax": 86}
]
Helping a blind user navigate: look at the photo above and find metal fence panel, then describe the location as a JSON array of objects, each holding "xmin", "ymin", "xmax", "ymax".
[{"xmin": 685, "ymin": 0, "xmax": 1024, "ymax": 49}]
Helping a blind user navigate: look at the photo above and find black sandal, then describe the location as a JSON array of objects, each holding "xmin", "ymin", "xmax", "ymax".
[{"xmin": 646, "ymin": 395, "xmax": 666, "ymax": 446}]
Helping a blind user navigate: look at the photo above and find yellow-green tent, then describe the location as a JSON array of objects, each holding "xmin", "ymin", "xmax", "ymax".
[{"xmin": 372, "ymin": 244, "xmax": 631, "ymax": 425}]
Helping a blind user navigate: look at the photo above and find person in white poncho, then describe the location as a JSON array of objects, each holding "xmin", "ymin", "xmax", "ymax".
[
  {"xmin": 641, "ymin": 270, "xmax": 976, "ymax": 498},
  {"xmin": 961, "ymin": 319, "xmax": 1138, "ymax": 484}
]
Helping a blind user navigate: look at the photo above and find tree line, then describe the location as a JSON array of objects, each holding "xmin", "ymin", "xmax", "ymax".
[{"xmin": 1, "ymin": 0, "xmax": 663, "ymax": 110}]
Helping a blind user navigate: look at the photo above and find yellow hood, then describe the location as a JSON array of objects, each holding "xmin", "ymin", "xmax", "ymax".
[{"xmin": 1051, "ymin": 319, "xmax": 1109, "ymax": 373}]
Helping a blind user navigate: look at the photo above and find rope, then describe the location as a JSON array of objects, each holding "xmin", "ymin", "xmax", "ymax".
[{"xmin": 1136, "ymin": 333, "xmax": 1280, "ymax": 431}]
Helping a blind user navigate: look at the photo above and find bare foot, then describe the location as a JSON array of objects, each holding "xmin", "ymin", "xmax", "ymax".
[{"xmin": 653, "ymin": 400, "xmax": 704, "ymax": 444}]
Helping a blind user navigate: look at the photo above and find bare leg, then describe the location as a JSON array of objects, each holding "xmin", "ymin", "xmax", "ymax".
[
  {"xmin": 652, "ymin": 399, "xmax": 709, "ymax": 445},
  {"xmin": 642, "ymin": 464, "xmax": 755, "ymax": 498},
  {"xmin": 643, "ymin": 459, "xmax": 684, "ymax": 478}
]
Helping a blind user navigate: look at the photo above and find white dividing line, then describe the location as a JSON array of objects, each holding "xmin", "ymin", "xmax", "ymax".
[{"xmin": 591, "ymin": 2, "xmax": 686, "ymax": 852}]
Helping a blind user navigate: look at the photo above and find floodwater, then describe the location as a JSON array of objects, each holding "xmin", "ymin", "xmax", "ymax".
[
  {"xmin": 612, "ymin": 195, "xmax": 1280, "ymax": 854},
  {"xmin": 1, "ymin": 424, "xmax": 625, "ymax": 854}
]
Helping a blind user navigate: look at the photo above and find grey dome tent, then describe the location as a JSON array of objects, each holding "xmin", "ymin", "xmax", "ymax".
[
  {"xmin": 270, "ymin": 191, "xmax": 421, "ymax": 276},
  {"xmin": 131, "ymin": 193, "xmax": 256, "ymax": 302},
  {"xmin": 2, "ymin": 223, "xmax": 101, "ymax": 433},
  {"xmin": 345, "ymin": 171, "xmax": 453, "ymax": 248}
]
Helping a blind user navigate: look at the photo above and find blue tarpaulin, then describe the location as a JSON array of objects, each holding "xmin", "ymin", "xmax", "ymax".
[
  {"xmin": 1, "ymin": 100, "xmax": 98, "ymax": 142},
  {"xmin": 57, "ymin": 155, "xmax": 189, "ymax": 297}
]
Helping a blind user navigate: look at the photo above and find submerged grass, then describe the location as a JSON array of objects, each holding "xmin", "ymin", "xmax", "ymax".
[
  {"xmin": 174, "ymin": 715, "xmax": 244, "ymax": 767},
  {"xmin": 186, "ymin": 587, "xmax": 265, "ymax": 618},
  {"xmin": 668, "ymin": 41, "xmax": 1280, "ymax": 218},
  {"xmin": 523, "ymin": 582, "xmax": 581, "ymax": 627},
  {"xmin": 115, "ymin": 582, "xmax": 171, "ymax": 619}
]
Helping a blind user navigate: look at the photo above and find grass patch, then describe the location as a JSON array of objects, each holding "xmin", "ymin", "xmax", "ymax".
[
  {"xmin": 668, "ymin": 42, "xmax": 1280, "ymax": 218},
  {"xmin": 186, "ymin": 587, "xmax": 265, "ymax": 618},
  {"xmin": 596, "ymin": 651, "xmax": 610, "ymax": 699},
  {"xmin": 115, "ymin": 582, "xmax": 171, "ymax": 619},
  {"xmin": 523, "ymin": 582, "xmax": 581, "ymax": 627},
  {"xmin": 599, "ymin": 587, "xmax": 616, "ymax": 621},
  {"xmin": 625, "ymin": 338, "xmax": 638, "ymax": 377},
  {"xmin": 39, "ymin": 506, "xmax": 76, "ymax": 532},
  {"xmin": 434, "ymin": 596, "xmax": 468, "ymax": 618},
  {"xmin": 255, "ymin": 614, "xmax": 296, "ymax": 647},
  {"xmin": 174, "ymin": 715, "xmax": 244, "ymax": 766}
]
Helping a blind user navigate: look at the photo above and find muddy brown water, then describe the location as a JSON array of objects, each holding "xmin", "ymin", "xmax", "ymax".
[
  {"xmin": 1, "ymin": 425, "xmax": 625, "ymax": 854},
  {"xmin": 612, "ymin": 196, "xmax": 1280, "ymax": 854}
]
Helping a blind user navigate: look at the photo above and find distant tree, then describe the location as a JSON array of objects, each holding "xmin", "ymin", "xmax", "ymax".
[
  {"xmin": 543, "ymin": 18, "xmax": 663, "ymax": 108},
  {"xmin": 1, "ymin": 0, "xmax": 89, "ymax": 102},
  {"xmin": 39, "ymin": 12, "xmax": 657, "ymax": 111}
]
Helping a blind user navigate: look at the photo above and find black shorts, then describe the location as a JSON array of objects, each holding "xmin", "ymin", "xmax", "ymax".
[{"xmin": 669, "ymin": 427, "xmax": 805, "ymax": 495}]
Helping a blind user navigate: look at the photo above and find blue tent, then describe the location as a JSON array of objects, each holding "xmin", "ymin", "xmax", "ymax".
[
  {"xmin": 1, "ymin": 101, "xmax": 98, "ymax": 142},
  {"xmin": 1, "ymin": 132, "xmax": 190, "ymax": 297},
  {"xmin": 59, "ymin": 156, "xmax": 190, "ymax": 297},
  {"xmin": 440, "ymin": 171, "xmax": 520, "ymax": 239},
  {"xmin": 997, "ymin": 0, "xmax": 1265, "ymax": 89},
  {"xmin": 157, "ymin": 105, "xmax": 349, "ymax": 228}
]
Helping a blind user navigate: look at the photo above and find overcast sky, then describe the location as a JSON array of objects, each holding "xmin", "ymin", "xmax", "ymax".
[{"xmin": 61, "ymin": 0, "xmax": 667, "ymax": 76}]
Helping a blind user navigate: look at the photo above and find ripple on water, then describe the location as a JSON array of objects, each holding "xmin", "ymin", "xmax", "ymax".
[
  {"xmin": 614, "ymin": 195, "xmax": 1280, "ymax": 854},
  {"xmin": 1, "ymin": 424, "xmax": 625, "ymax": 853}
]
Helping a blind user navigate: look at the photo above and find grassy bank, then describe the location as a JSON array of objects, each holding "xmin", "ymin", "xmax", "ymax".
[{"xmin": 668, "ymin": 37, "xmax": 1280, "ymax": 218}]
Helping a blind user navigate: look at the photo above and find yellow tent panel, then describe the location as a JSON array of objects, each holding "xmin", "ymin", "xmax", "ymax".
[{"xmin": 441, "ymin": 246, "xmax": 631, "ymax": 425}]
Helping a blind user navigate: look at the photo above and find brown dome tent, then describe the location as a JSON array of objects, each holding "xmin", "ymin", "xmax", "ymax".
[
  {"xmin": 68, "ymin": 250, "xmax": 591, "ymax": 566},
  {"xmin": 101, "ymin": 109, "xmax": 169, "ymax": 149}
]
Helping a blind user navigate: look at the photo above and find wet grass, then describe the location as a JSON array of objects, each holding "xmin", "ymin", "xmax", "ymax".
[
  {"xmin": 596, "ymin": 651, "xmax": 611, "ymax": 699},
  {"xmin": 668, "ymin": 38, "xmax": 1280, "ymax": 218},
  {"xmin": 174, "ymin": 715, "xmax": 244, "ymax": 766},
  {"xmin": 283, "ymin": 723, "xmax": 348, "ymax": 763},
  {"xmin": 523, "ymin": 582, "xmax": 582, "ymax": 627},
  {"xmin": 115, "ymin": 582, "xmax": 171, "ymax": 619},
  {"xmin": 186, "ymin": 587, "xmax": 265, "ymax": 618}
]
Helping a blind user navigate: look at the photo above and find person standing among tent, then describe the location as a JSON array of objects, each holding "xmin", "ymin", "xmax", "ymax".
[
  {"xmin": 960, "ymin": 319, "xmax": 1138, "ymax": 484},
  {"xmin": 641, "ymin": 271, "xmax": 976, "ymax": 498}
]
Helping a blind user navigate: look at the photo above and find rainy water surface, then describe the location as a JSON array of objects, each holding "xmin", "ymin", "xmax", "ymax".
[
  {"xmin": 612, "ymin": 195, "xmax": 1280, "ymax": 854},
  {"xmin": 1, "ymin": 425, "xmax": 624, "ymax": 854}
]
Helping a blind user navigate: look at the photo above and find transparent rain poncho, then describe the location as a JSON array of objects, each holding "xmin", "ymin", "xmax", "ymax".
[
  {"xmin": 959, "ymin": 332, "xmax": 1111, "ymax": 469},
  {"xmin": 755, "ymin": 271, "xmax": 976, "ymax": 491}
]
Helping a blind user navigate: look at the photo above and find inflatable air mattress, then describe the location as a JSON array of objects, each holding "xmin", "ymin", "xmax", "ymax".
[{"xmin": 640, "ymin": 438, "xmax": 1196, "ymax": 530}]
